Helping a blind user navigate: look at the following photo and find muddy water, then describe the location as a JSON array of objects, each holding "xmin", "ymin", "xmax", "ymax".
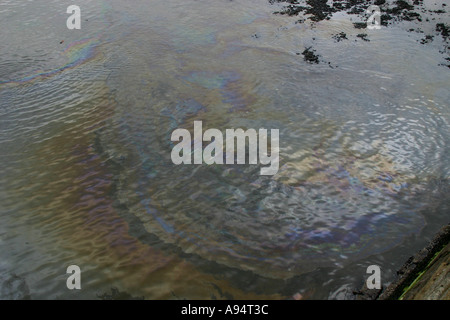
[{"xmin": 0, "ymin": 0, "xmax": 448, "ymax": 299}]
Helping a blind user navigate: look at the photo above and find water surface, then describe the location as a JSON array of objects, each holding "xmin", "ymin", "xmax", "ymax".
[{"xmin": 0, "ymin": 0, "xmax": 449, "ymax": 299}]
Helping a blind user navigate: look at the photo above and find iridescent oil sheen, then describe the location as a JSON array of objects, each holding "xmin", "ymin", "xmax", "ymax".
[{"xmin": 0, "ymin": 0, "xmax": 448, "ymax": 299}]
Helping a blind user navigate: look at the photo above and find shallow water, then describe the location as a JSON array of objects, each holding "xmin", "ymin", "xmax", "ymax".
[{"xmin": 0, "ymin": 0, "xmax": 449, "ymax": 299}]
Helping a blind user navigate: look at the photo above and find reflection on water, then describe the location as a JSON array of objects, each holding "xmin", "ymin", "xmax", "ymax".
[{"xmin": 0, "ymin": 0, "xmax": 449, "ymax": 299}]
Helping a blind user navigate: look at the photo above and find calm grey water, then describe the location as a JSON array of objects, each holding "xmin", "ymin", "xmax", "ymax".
[{"xmin": 0, "ymin": 0, "xmax": 449, "ymax": 299}]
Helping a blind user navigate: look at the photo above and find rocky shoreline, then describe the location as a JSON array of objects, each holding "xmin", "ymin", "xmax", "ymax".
[
  {"xmin": 355, "ymin": 224, "xmax": 450, "ymax": 300},
  {"xmin": 269, "ymin": 0, "xmax": 449, "ymax": 67}
]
